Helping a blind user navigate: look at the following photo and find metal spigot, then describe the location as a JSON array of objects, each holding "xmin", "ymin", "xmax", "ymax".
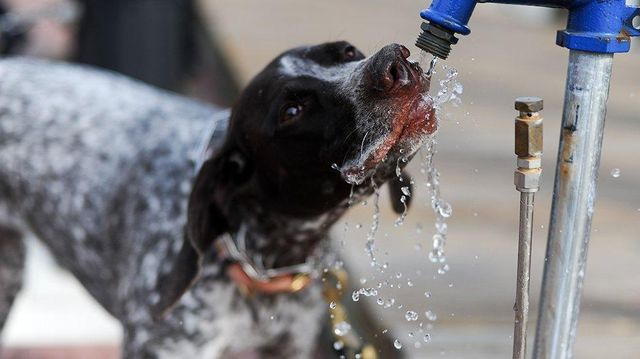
[
  {"xmin": 512, "ymin": 96, "xmax": 543, "ymax": 359},
  {"xmin": 415, "ymin": 0, "xmax": 640, "ymax": 59},
  {"xmin": 415, "ymin": 22, "xmax": 458, "ymax": 60}
]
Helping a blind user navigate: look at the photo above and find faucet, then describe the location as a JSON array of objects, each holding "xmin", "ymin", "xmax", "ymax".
[
  {"xmin": 414, "ymin": 1, "xmax": 639, "ymax": 359},
  {"xmin": 415, "ymin": 0, "xmax": 640, "ymax": 59}
]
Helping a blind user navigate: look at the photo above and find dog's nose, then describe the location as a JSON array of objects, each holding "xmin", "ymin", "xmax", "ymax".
[{"xmin": 369, "ymin": 44, "xmax": 416, "ymax": 94}]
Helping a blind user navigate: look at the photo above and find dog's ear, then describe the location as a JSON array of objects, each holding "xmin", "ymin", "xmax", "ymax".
[
  {"xmin": 152, "ymin": 150, "xmax": 251, "ymax": 319},
  {"xmin": 387, "ymin": 170, "xmax": 412, "ymax": 214}
]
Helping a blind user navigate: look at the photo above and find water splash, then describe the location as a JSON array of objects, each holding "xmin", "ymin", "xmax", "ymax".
[
  {"xmin": 351, "ymin": 287, "xmax": 379, "ymax": 302},
  {"xmin": 394, "ymin": 156, "xmax": 411, "ymax": 227},
  {"xmin": 405, "ymin": 310, "xmax": 419, "ymax": 321},
  {"xmin": 347, "ymin": 52, "xmax": 460, "ymax": 352},
  {"xmin": 416, "ymin": 56, "xmax": 458, "ymax": 274},
  {"xmin": 421, "ymin": 140, "xmax": 452, "ymax": 271},
  {"xmin": 417, "ymin": 51, "xmax": 438, "ymax": 78},
  {"xmin": 365, "ymin": 179, "xmax": 381, "ymax": 265},
  {"xmin": 434, "ymin": 66, "xmax": 463, "ymax": 111}
]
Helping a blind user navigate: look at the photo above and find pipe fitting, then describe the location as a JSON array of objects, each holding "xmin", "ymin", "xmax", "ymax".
[
  {"xmin": 514, "ymin": 168, "xmax": 542, "ymax": 193},
  {"xmin": 514, "ymin": 97, "xmax": 543, "ymax": 193},
  {"xmin": 415, "ymin": 22, "xmax": 458, "ymax": 59}
]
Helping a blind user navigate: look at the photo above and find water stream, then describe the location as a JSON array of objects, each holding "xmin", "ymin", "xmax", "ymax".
[{"xmin": 344, "ymin": 51, "xmax": 464, "ymax": 352}]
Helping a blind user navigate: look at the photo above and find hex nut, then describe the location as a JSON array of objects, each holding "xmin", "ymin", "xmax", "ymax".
[
  {"xmin": 515, "ymin": 97, "xmax": 543, "ymax": 113},
  {"xmin": 420, "ymin": 22, "xmax": 459, "ymax": 44},
  {"xmin": 514, "ymin": 169, "xmax": 542, "ymax": 191},
  {"xmin": 517, "ymin": 157, "xmax": 542, "ymax": 169},
  {"xmin": 515, "ymin": 118, "xmax": 543, "ymax": 157}
]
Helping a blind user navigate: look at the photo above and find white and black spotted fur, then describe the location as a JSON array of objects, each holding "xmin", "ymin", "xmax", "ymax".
[{"xmin": 0, "ymin": 41, "xmax": 436, "ymax": 358}]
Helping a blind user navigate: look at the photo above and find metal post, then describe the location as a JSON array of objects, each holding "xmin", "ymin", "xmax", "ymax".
[
  {"xmin": 512, "ymin": 97, "xmax": 544, "ymax": 359},
  {"xmin": 533, "ymin": 50, "xmax": 613, "ymax": 359},
  {"xmin": 514, "ymin": 192, "xmax": 535, "ymax": 359}
]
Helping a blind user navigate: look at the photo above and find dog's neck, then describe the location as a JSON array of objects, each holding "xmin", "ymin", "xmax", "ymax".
[
  {"xmin": 224, "ymin": 182, "xmax": 376, "ymax": 271},
  {"xmin": 232, "ymin": 206, "xmax": 346, "ymax": 270}
]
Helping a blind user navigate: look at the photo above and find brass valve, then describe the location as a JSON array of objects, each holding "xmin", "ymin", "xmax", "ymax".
[{"xmin": 514, "ymin": 97, "xmax": 543, "ymax": 193}]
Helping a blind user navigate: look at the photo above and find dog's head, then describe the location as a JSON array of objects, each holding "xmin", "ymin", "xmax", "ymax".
[
  {"xmin": 217, "ymin": 41, "xmax": 434, "ymax": 216},
  {"xmin": 154, "ymin": 42, "xmax": 436, "ymax": 318}
]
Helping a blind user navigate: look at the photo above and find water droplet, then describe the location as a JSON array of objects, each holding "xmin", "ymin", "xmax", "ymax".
[
  {"xmin": 435, "ymin": 200, "xmax": 452, "ymax": 218},
  {"xmin": 395, "ymin": 272, "xmax": 403, "ymax": 279},
  {"xmin": 407, "ymin": 279, "xmax": 414, "ymax": 287},
  {"xmin": 361, "ymin": 288, "xmax": 378, "ymax": 296},
  {"xmin": 352, "ymin": 291, "xmax": 360, "ymax": 302},
  {"xmin": 429, "ymin": 249, "xmax": 445, "ymax": 263},
  {"xmin": 425, "ymin": 310, "xmax": 438, "ymax": 321},
  {"xmin": 611, "ymin": 168, "xmax": 621, "ymax": 178},
  {"xmin": 423, "ymin": 333, "xmax": 432, "ymax": 343},
  {"xmin": 424, "ymin": 291, "xmax": 432, "ymax": 298},
  {"xmin": 448, "ymin": 283, "xmax": 454, "ymax": 288},
  {"xmin": 405, "ymin": 310, "xmax": 419, "ymax": 321},
  {"xmin": 329, "ymin": 302, "xmax": 336, "ymax": 309},
  {"xmin": 432, "ymin": 234, "xmax": 445, "ymax": 249},
  {"xmin": 437, "ymin": 264, "xmax": 450, "ymax": 275},
  {"xmin": 377, "ymin": 298, "xmax": 384, "ymax": 306},
  {"xmin": 331, "ymin": 163, "xmax": 340, "ymax": 171},
  {"xmin": 394, "ymin": 339, "xmax": 403, "ymax": 350},
  {"xmin": 333, "ymin": 341, "xmax": 345, "ymax": 350},
  {"xmin": 383, "ymin": 298, "xmax": 395, "ymax": 309},
  {"xmin": 401, "ymin": 186, "xmax": 411, "ymax": 196},
  {"xmin": 334, "ymin": 321, "xmax": 352, "ymax": 336}
]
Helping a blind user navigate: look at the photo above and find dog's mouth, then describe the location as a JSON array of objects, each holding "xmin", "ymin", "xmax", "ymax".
[{"xmin": 339, "ymin": 56, "xmax": 437, "ymax": 185}]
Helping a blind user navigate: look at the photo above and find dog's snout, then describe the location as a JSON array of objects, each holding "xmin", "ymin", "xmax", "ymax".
[
  {"xmin": 383, "ymin": 61, "xmax": 409, "ymax": 91},
  {"xmin": 367, "ymin": 44, "xmax": 419, "ymax": 94},
  {"xmin": 398, "ymin": 44, "xmax": 410, "ymax": 59}
]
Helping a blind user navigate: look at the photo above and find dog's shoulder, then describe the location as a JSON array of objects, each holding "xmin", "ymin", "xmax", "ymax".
[
  {"xmin": 0, "ymin": 57, "xmax": 227, "ymax": 182},
  {"xmin": 0, "ymin": 58, "xmax": 231, "ymax": 307}
]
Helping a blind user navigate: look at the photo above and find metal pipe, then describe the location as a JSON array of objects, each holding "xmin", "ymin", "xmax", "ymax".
[
  {"xmin": 513, "ymin": 192, "xmax": 534, "ymax": 359},
  {"xmin": 533, "ymin": 50, "xmax": 613, "ymax": 359},
  {"xmin": 514, "ymin": 192, "xmax": 535, "ymax": 359},
  {"xmin": 512, "ymin": 97, "xmax": 543, "ymax": 359}
]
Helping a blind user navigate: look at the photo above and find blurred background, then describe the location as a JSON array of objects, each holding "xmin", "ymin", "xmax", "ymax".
[{"xmin": 1, "ymin": 0, "xmax": 638, "ymax": 358}]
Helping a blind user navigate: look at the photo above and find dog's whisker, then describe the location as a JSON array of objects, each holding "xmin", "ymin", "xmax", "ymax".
[
  {"xmin": 341, "ymin": 127, "xmax": 360, "ymax": 145},
  {"xmin": 357, "ymin": 131, "xmax": 370, "ymax": 165}
]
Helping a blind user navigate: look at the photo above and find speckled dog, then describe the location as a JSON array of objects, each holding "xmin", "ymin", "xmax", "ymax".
[{"xmin": 0, "ymin": 42, "xmax": 435, "ymax": 358}]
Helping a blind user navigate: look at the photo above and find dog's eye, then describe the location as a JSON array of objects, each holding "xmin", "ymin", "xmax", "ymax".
[
  {"xmin": 280, "ymin": 103, "xmax": 304, "ymax": 124},
  {"xmin": 344, "ymin": 46, "xmax": 357, "ymax": 60}
]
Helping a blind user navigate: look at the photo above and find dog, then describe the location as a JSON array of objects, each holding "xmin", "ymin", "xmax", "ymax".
[{"xmin": 0, "ymin": 41, "xmax": 435, "ymax": 358}]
